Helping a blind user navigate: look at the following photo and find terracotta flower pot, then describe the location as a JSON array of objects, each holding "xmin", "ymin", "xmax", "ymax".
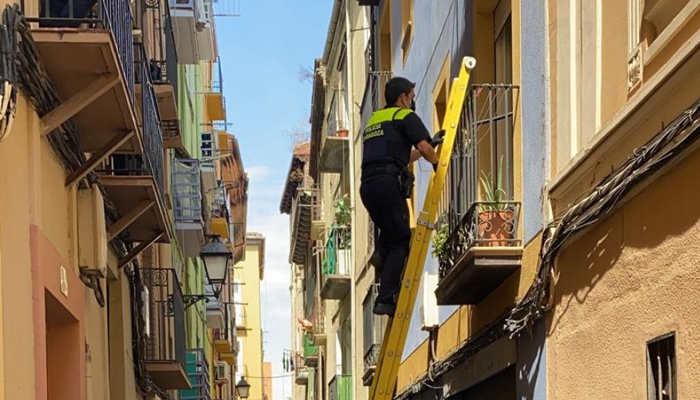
[
  {"xmin": 478, "ymin": 209, "xmax": 515, "ymax": 246},
  {"xmin": 337, "ymin": 129, "xmax": 349, "ymax": 138}
]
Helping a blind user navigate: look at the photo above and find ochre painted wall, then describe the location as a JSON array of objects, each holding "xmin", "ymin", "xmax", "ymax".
[
  {"xmin": 236, "ymin": 236, "xmax": 264, "ymax": 400},
  {"xmin": 548, "ymin": 142, "xmax": 700, "ymax": 399}
]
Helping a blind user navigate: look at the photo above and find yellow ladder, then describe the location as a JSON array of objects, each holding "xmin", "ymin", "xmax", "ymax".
[{"xmin": 369, "ymin": 57, "xmax": 475, "ymax": 400}]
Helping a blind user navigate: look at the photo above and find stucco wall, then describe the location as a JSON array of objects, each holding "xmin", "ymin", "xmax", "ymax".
[
  {"xmin": 548, "ymin": 144, "xmax": 700, "ymax": 399},
  {"xmin": 521, "ymin": 0, "xmax": 550, "ymax": 243},
  {"xmin": 0, "ymin": 96, "xmax": 35, "ymax": 400}
]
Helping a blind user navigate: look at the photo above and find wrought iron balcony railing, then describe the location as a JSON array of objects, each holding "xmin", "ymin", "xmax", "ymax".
[
  {"xmin": 137, "ymin": 0, "xmax": 179, "ymax": 95},
  {"xmin": 312, "ymin": 297, "xmax": 326, "ymax": 339},
  {"xmin": 437, "ymin": 83, "xmax": 521, "ymax": 279},
  {"xmin": 141, "ymin": 268, "xmax": 186, "ymax": 367},
  {"xmin": 26, "ymin": 0, "xmax": 135, "ymax": 101},
  {"xmin": 438, "ymin": 202, "xmax": 521, "ymax": 279},
  {"xmin": 134, "ymin": 43, "xmax": 166, "ymax": 195},
  {"xmin": 363, "ymin": 343, "xmax": 381, "ymax": 373}
]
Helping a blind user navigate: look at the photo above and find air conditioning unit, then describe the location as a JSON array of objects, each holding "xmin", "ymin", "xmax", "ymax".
[
  {"xmin": 78, "ymin": 187, "xmax": 107, "ymax": 277},
  {"xmin": 141, "ymin": 286, "xmax": 151, "ymax": 337},
  {"xmin": 216, "ymin": 362, "xmax": 229, "ymax": 381},
  {"xmin": 420, "ymin": 271, "xmax": 439, "ymax": 331}
]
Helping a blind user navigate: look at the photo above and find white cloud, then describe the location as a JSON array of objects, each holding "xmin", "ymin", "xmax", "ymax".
[{"xmin": 246, "ymin": 165, "xmax": 272, "ymax": 181}]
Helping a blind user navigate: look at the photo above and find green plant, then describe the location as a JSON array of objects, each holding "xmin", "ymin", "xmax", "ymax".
[
  {"xmin": 431, "ymin": 213, "xmax": 450, "ymax": 262},
  {"xmin": 333, "ymin": 194, "xmax": 352, "ymax": 226},
  {"xmin": 479, "ymin": 156, "xmax": 510, "ymax": 212}
]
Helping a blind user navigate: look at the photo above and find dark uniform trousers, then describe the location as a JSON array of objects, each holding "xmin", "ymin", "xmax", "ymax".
[{"xmin": 360, "ymin": 173, "xmax": 411, "ymax": 305}]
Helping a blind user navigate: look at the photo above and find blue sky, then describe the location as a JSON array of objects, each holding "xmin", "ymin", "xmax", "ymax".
[{"xmin": 217, "ymin": 1, "xmax": 333, "ymax": 399}]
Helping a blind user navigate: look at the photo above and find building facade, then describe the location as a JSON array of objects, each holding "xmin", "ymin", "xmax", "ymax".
[
  {"xmin": 0, "ymin": 0, "xmax": 247, "ymax": 398},
  {"xmin": 543, "ymin": 0, "xmax": 700, "ymax": 398},
  {"xmin": 234, "ymin": 233, "xmax": 266, "ymax": 400},
  {"xmin": 286, "ymin": 1, "xmax": 550, "ymax": 400},
  {"xmin": 289, "ymin": 0, "xmax": 700, "ymax": 400}
]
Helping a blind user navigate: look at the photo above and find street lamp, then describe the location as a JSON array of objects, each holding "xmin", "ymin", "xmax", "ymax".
[
  {"xmin": 236, "ymin": 376, "xmax": 251, "ymax": 399},
  {"xmin": 199, "ymin": 235, "xmax": 232, "ymax": 298}
]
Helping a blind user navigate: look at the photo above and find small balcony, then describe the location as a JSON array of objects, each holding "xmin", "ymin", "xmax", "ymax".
[
  {"xmin": 362, "ymin": 344, "xmax": 381, "ymax": 386},
  {"xmin": 168, "ymin": 0, "xmax": 213, "ymax": 64},
  {"xmin": 23, "ymin": 0, "xmax": 140, "ymax": 155},
  {"xmin": 173, "ymin": 158, "xmax": 205, "ymax": 257},
  {"xmin": 319, "ymin": 227, "xmax": 352, "ymax": 300},
  {"xmin": 235, "ymin": 303, "xmax": 248, "ymax": 330},
  {"xmin": 206, "ymin": 286, "xmax": 225, "ymax": 330},
  {"xmin": 362, "ymin": 283, "xmax": 385, "ymax": 386},
  {"xmin": 303, "ymin": 332, "xmax": 319, "ymax": 368},
  {"xmin": 100, "ymin": 47, "xmax": 172, "ymax": 250},
  {"xmin": 204, "ymin": 57, "xmax": 226, "ymax": 123},
  {"xmin": 205, "ymin": 185, "xmax": 233, "ymax": 240},
  {"xmin": 141, "ymin": 268, "xmax": 190, "ymax": 390},
  {"xmin": 435, "ymin": 84, "xmax": 523, "ymax": 306},
  {"xmin": 311, "ymin": 299, "xmax": 327, "ymax": 346},
  {"xmin": 319, "ymin": 95, "xmax": 349, "ymax": 174},
  {"xmin": 200, "ymin": 131, "xmax": 218, "ymax": 191},
  {"xmin": 295, "ymin": 357, "xmax": 310, "ymax": 385},
  {"xmin": 182, "ymin": 349, "xmax": 212, "ymax": 400},
  {"xmin": 212, "ymin": 305, "xmax": 234, "ymax": 355},
  {"xmin": 288, "ymin": 187, "xmax": 317, "ymax": 265},
  {"xmin": 329, "ymin": 375, "xmax": 353, "ymax": 400},
  {"xmin": 135, "ymin": 0, "xmax": 181, "ymax": 149}
]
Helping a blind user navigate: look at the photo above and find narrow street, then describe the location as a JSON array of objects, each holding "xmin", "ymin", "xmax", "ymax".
[{"xmin": 0, "ymin": 1, "xmax": 697, "ymax": 400}]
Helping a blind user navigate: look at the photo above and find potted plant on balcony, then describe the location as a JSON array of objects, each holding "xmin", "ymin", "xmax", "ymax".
[
  {"xmin": 478, "ymin": 161, "xmax": 515, "ymax": 246},
  {"xmin": 336, "ymin": 129, "xmax": 349, "ymax": 138},
  {"xmin": 431, "ymin": 212, "xmax": 450, "ymax": 266}
]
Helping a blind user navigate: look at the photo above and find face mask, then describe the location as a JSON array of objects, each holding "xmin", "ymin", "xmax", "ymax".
[{"xmin": 410, "ymin": 99, "xmax": 416, "ymax": 111}]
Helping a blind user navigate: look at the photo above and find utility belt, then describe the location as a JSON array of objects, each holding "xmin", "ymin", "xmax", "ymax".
[{"xmin": 362, "ymin": 162, "xmax": 414, "ymax": 199}]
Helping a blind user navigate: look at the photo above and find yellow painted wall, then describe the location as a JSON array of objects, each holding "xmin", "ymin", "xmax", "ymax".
[
  {"xmin": 236, "ymin": 235, "xmax": 264, "ymax": 400},
  {"xmin": 0, "ymin": 96, "xmax": 141, "ymax": 400},
  {"xmin": 546, "ymin": 2, "xmax": 700, "ymax": 399},
  {"xmin": 0, "ymin": 96, "xmax": 36, "ymax": 400},
  {"xmin": 548, "ymin": 142, "xmax": 700, "ymax": 399}
]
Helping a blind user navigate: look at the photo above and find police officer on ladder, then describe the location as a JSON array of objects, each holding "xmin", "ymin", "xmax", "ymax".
[{"xmin": 361, "ymin": 77, "xmax": 444, "ymax": 317}]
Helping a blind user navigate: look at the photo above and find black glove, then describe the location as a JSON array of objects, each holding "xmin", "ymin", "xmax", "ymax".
[
  {"xmin": 432, "ymin": 162, "xmax": 439, "ymax": 172},
  {"xmin": 430, "ymin": 129, "xmax": 446, "ymax": 148}
]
